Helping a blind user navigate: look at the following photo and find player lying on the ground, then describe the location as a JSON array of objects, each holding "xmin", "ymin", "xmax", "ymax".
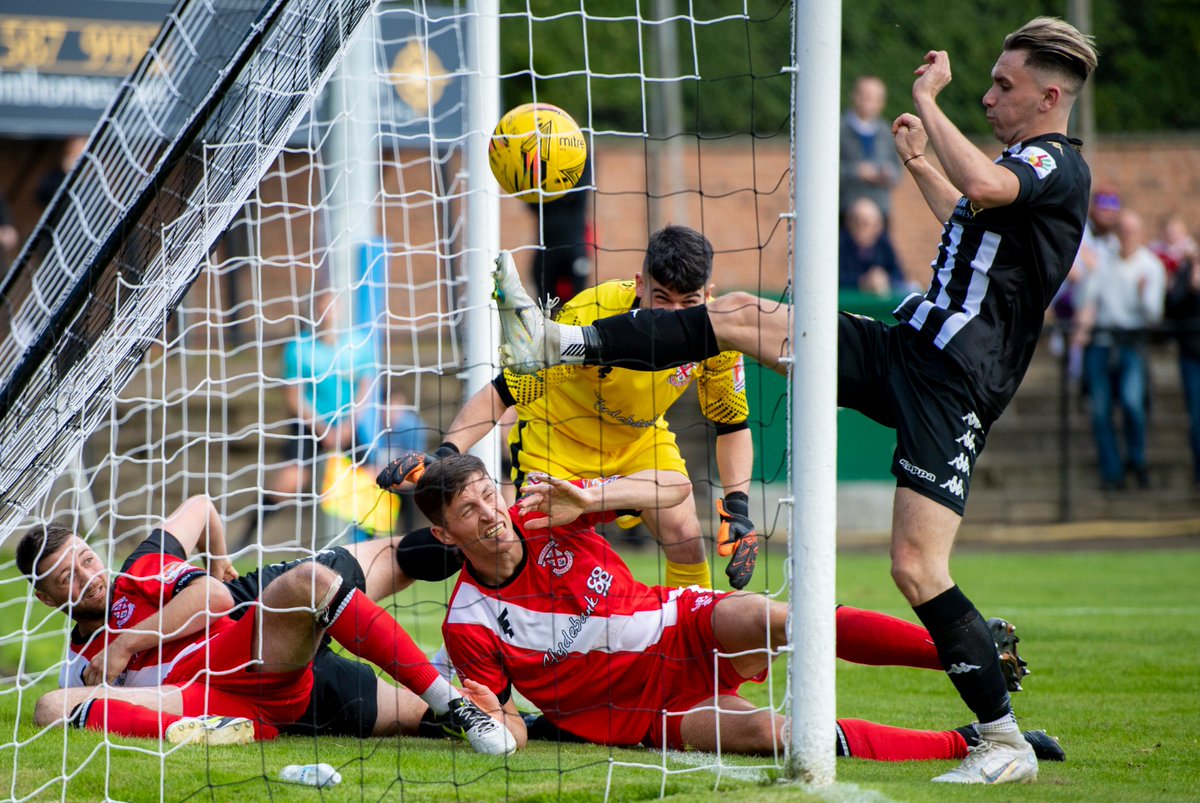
[
  {"xmin": 491, "ymin": 15, "xmax": 1097, "ymax": 784},
  {"xmin": 410, "ymin": 454, "xmax": 1059, "ymax": 761},
  {"xmin": 18, "ymin": 496, "xmax": 513, "ymax": 753},
  {"xmin": 379, "ymin": 225, "xmax": 759, "ymax": 591}
]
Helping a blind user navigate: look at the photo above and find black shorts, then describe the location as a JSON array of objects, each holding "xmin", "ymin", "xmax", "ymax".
[
  {"xmin": 838, "ymin": 312, "xmax": 993, "ymax": 516},
  {"xmin": 224, "ymin": 547, "xmax": 378, "ymax": 736},
  {"xmin": 224, "ymin": 546, "xmax": 368, "ymax": 615},
  {"xmin": 282, "ymin": 648, "xmax": 379, "ymax": 738}
]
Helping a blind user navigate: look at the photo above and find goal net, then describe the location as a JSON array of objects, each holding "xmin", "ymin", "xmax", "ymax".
[{"xmin": 1, "ymin": 1, "xmax": 803, "ymax": 799}]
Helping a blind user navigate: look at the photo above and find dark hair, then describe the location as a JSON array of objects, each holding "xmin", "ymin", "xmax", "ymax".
[
  {"xmin": 643, "ymin": 226, "xmax": 713, "ymax": 294},
  {"xmin": 16, "ymin": 523, "xmax": 75, "ymax": 587},
  {"xmin": 414, "ymin": 454, "xmax": 490, "ymax": 527},
  {"xmin": 1004, "ymin": 17, "xmax": 1098, "ymax": 96}
]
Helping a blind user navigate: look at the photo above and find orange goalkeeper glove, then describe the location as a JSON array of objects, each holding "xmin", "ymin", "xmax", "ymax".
[
  {"xmin": 376, "ymin": 443, "xmax": 460, "ymax": 490},
  {"xmin": 716, "ymin": 492, "xmax": 758, "ymax": 590}
]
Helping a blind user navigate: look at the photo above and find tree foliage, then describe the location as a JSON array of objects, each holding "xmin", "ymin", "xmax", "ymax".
[{"xmin": 497, "ymin": 1, "xmax": 1200, "ymax": 138}]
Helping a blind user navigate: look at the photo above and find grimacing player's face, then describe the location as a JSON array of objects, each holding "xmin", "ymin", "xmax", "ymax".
[
  {"xmin": 635, "ymin": 272, "xmax": 706, "ymax": 311},
  {"xmin": 34, "ymin": 536, "xmax": 109, "ymax": 620},
  {"xmin": 981, "ymin": 49, "xmax": 1051, "ymax": 146},
  {"xmin": 436, "ymin": 474, "xmax": 517, "ymax": 554}
]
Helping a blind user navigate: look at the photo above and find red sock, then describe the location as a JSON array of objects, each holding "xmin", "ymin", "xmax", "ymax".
[
  {"xmin": 81, "ymin": 700, "xmax": 182, "ymax": 738},
  {"xmin": 326, "ymin": 589, "xmax": 441, "ymax": 695},
  {"xmin": 836, "ymin": 606, "xmax": 941, "ymax": 670},
  {"xmin": 837, "ymin": 718, "xmax": 969, "ymax": 761}
]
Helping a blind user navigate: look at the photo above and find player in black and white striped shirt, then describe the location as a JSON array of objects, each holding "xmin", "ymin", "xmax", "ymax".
[{"xmin": 493, "ymin": 17, "xmax": 1098, "ymax": 786}]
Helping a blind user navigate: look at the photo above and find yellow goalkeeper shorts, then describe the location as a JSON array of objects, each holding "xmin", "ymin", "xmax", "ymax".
[{"xmin": 507, "ymin": 417, "xmax": 689, "ymax": 488}]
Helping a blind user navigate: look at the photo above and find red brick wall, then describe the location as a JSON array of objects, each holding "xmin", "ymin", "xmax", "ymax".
[{"xmin": 4, "ymin": 134, "xmax": 1200, "ymax": 309}]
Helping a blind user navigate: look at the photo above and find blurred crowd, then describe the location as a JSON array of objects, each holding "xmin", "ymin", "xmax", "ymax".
[
  {"xmin": 1051, "ymin": 187, "xmax": 1200, "ymax": 491},
  {"xmin": 837, "ymin": 75, "xmax": 1200, "ymax": 494}
]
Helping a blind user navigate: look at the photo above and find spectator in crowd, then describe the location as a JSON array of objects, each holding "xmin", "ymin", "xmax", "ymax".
[
  {"xmin": 1073, "ymin": 209, "xmax": 1167, "ymax": 490},
  {"xmin": 36, "ymin": 136, "xmax": 88, "ymax": 208},
  {"xmin": 1163, "ymin": 221, "xmax": 1200, "ymax": 488},
  {"xmin": 1052, "ymin": 189, "xmax": 1123, "ymax": 383},
  {"xmin": 0, "ymin": 193, "xmax": 19, "ymax": 269},
  {"xmin": 240, "ymin": 291, "xmax": 378, "ymax": 546},
  {"xmin": 1151, "ymin": 214, "xmax": 1198, "ymax": 274},
  {"xmin": 838, "ymin": 196, "xmax": 903, "ymax": 296},
  {"xmin": 839, "ymin": 76, "xmax": 902, "ymax": 226},
  {"xmin": 530, "ymin": 159, "xmax": 592, "ymax": 306}
]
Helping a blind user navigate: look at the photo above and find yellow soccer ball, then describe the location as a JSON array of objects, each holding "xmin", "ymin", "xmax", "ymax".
[{"xmin": 488, "ymin": 103, "xmax": 587, "ymax": 202}]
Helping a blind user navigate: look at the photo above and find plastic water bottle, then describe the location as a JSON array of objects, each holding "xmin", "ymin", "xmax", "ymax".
[{"xmin": 280, "ymin": 763, "xmax": 342, "ymax": 787}]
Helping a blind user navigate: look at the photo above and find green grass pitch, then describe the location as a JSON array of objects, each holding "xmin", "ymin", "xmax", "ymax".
[{"xmin": 1, "ymin": 544, "xmax": 1198, "ymax": 801}]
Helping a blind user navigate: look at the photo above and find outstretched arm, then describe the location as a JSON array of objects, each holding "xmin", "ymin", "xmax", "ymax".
[
  {"xmin": 443, "ymin": 383, "xmax": 512, "ymax": 453},
  {"xmin": 716, "ymin": 429, "xmax": 752, "ymax": 498},
  {"xmin": 909, "ymin": 50, "xmax": 1019, "ymax": 210}
]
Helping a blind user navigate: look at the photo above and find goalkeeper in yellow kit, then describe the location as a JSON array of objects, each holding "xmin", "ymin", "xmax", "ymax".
[{"xmin": 380, "ymin": 226, "xmax": 758, "ymax": 589}]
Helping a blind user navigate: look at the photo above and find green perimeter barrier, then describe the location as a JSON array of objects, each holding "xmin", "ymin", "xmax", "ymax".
[{"xmin": 743, "ymin": 290, "xmax": 902, "ymax": 483}]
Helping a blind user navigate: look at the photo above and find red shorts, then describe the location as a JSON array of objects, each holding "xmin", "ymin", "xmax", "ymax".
[
  {"xmin": 165, "ymin": 608, "xmax": 313, "ymax": 740},
  {"xmin": 644, "ymin": 588, "xmax": 769, "ymax": 750}
]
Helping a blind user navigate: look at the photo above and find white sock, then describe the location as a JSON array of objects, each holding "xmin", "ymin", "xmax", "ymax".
[
  {"xmin": 977, "ymin": 712, "xmax": 1023, "ymax": 747},
  {"xmin": 555, "ymin": 322, "xmax": 585, "ymax": 364},
  {"xmin": 430, "ymin": 645, "xmax": 454, "ymax": 682},
  {"xmin": 419, "ymin": 676, "xmax": 461, "ymax": 716}
]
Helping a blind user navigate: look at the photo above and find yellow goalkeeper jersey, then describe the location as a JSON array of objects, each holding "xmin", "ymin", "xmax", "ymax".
[{"xmin": 498, "ymin": 280, "xmax": 749, "ymax": 458}]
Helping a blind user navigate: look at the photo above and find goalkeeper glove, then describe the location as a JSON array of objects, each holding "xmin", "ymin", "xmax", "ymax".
[
  {"xmin": 716, "ymin": 491, "xmax": 758, "ymax": 590},
  {"xmin": 377, "ymin": 442, "xmax": 460, "ymax": 490}
]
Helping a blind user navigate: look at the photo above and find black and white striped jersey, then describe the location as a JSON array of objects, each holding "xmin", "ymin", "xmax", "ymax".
[{"xmin": 893, "ymin": 133, "xmax": 1090, "ymax": 416}]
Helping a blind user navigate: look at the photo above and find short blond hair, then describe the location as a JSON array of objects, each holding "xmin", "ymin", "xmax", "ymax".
[{"xmin": 1004, "ymin": 17, "xmax": 1098, "ymax": 96}]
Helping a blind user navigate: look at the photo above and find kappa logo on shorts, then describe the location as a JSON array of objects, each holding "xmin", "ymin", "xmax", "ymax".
[
  {"xmin": 947, "ymin": 453, "xmax": 972, "ymax": 476},
  {"xmin": 898, "ymin": 458, "xmax": 937, "ymax": 483},
  {"xmin": 537, "ymin": 539, "xmax": 575, "ymax": 577},
  {"xmin": 111, "ymin": 597, "xmax": 136, "ymax": 628},
  {"xmin": 691, "ymin": 593, "xmax": 714, "ymax": 612},
  {"xmin": 941, "ymin": 476, "xmax": 966, "ymax": 499},
  {"xmin": 961, "ymin": 411, "xmax": 982, "ymax": 431},
  {"xmin": 955, "ymin": 430, "xmax": 978, "ymax": 454}
]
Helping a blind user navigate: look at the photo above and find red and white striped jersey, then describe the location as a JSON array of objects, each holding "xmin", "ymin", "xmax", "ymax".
[
  {"xmin": 442, "ymin": 503, "xmax": 698, "ymax": 746},
  {"xmin": 62, "ymin": 530, "xmax": 231, "ymax": 688}
]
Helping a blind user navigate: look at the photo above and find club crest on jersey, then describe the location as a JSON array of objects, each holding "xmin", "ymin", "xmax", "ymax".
[
  {"xmin": 732, "ymin": 357, "xmax": 745, "ymax": 393},
  {"xmin": 537, "ymin": 539, "xmax": 575, "ymax": 576},
  {"xmin": 1016, "ymin": 146, "xmax": 1057, "ymax": 180},
  {"xmin": 111, "ymin": 597, "xmax": 135, "ymax": 628},
  {"xmin": 668, "ymin": 362, "xmax": 698, "ymax": 388}
]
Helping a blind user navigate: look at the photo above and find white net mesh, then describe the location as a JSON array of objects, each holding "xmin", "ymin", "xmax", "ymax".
[{"xmin": 1, "ymin": 1, "xmax": 797, "ymax": 798}]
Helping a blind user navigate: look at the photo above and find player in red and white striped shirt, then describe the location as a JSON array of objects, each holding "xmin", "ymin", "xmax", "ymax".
[
  {"xmin": 19, "ymin": 496, "xmax": 514, "ymax": 753},
  {"xmin": 418, "ymin": 454, "xmax": 1062, "ymax": 760}
]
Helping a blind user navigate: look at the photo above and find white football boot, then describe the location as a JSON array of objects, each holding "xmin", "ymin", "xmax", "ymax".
[{"xmin": 493, "ymin": 250, "xmax": 552, "ymax": 373}]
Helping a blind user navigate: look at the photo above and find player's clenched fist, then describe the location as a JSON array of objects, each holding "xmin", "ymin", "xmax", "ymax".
[
  {"xmin": 716, "ymin": 492, "xmax": 758, "ymax": 590},
  {"xmin": 376, "ymin": 443, "xmax": 460, "ymax": 490}
]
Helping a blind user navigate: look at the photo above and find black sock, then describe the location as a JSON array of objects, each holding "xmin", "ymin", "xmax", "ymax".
[
  {"xmin": 416, "ymin": 706, "xmax": 449, "ymax": 738},
  {"xmin": 913, "ymin": 586, "xmax": 1011, "ymax": 724},
  {"xmin": 396, "ymin": 527, "xmax": 464, "ymax": 582},
  {"xmin": 588, "ymin": 305, "xmax": 720, "ymax": 369}
]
